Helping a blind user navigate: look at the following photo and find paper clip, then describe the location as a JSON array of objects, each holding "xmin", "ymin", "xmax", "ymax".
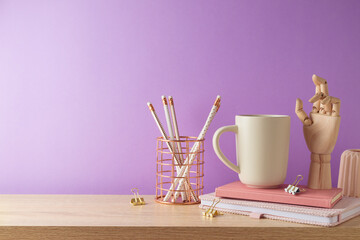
[
  {"xmin": 203, "ymin": 199, "xmax": 222, "ymax": 218},
  {"xmin": 130, "ymin": 188, "xmax": 145, "ymax": 206},
  {"xmin": 284, "ymin": 175, "xmax": 304, "ymax": 195}
]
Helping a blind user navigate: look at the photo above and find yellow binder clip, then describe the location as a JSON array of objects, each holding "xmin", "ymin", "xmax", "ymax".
[
  {"xmin": 203, "ymin": 199, "xmax": 221, "ymax": 218},
  {"xmin": 284, "ymin": 175, "xmax": 304, "ymax": 195},
  {"xmin": 130, "ymin": 188, "xmax": 145, "ymax": 206}
]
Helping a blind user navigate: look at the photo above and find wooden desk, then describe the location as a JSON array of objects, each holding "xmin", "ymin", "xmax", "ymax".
[{"xmin": 0, "ymin": 195, "xmax": 359, "ymax": 239}]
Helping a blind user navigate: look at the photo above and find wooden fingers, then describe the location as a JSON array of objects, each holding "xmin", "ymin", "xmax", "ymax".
[
  {"xmin": 322, "ymin": 96, "xmax": 341, "ymax": 117},
  {"xmin": 295, "ymin": 98, "xmax": 312, "ymax": 126},
  {"xmin": 311, "ymin": 74, "xmax": 330, "ymax": 115},
  {"xmin": 310, "ymin": 84, "xmax": 322, "ymax": 113},
  {"xmin": 319, "ymin": 76, "xmax": 329, "ymax": 115},
  {"xmin": 332, "ymin": 102, "xmax": 340, "ymax": 117},
  {"xmin": 312, "ymin": 74, "xmax": 328, "ymax": 96},
  {"xmin": 309, "ymin": 92, "xmax": 322, "ymax": 103},
  {"xmin": 309, "ymin": 92, "xmax": 324, "ymax": 113},
  {"xmin": 312, "ymin": 74, "xmax": 327, "ymax": 86},
  {"xmin": 319, "ymin": 80, "xmax": 329, "ymax": 96},
  {"xmin": 319, "ymin": 81, "xmax": 332, "ymax": 115},
  {"xmin": 320, "ymin": 96, "xmax": 330, "ymax": 116},
  {"xmin": 311, "ymin": 74, "xmax": 341, "ymax": 116},
  {"xmin": 299, "ymin": 75, "xmax": 340, "ymax": 125},
  {"xmin": 324, "ymin": 102, "xmax": 332, "ymax": 116}
]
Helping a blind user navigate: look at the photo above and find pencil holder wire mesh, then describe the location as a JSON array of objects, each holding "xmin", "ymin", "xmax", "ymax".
[{"xmin": 155, "ymin": 136, "xmax": 204, "ymax": 204}]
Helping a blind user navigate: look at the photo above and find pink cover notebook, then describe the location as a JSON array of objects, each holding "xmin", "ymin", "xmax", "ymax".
[{"xmin": 215, "ymin": 181, "xmax": 342, "ymax": 208}]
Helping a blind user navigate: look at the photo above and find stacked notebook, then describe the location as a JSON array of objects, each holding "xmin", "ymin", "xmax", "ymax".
[{"xmin": 200, "ymin": 181, "xmax": 360, "ymax": 226}]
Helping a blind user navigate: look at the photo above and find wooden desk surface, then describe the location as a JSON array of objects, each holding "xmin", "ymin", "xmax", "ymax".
[{"xmin": 0, "ymin": 194, "xmax": 360, "ymax": 239}]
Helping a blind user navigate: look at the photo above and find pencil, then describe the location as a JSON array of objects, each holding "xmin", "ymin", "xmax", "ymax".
[
  {"xmin": 168, "ymin": 96, "xmax": 184, "ymax": 163},
  {"xmin": 161, "ymin": 96, "xmax": 187, "ymax": 201},
  {"xmin": 169, "ymin": 96, "xmax": 191, "ymax": 200}
]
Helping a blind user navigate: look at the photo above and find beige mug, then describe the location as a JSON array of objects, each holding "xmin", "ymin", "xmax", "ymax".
[{"xmin": 213, "ymin": 115, "xmax": 290, "ymax": 188}]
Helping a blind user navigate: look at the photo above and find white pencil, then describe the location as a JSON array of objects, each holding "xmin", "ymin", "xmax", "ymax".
[
  {"xmin": 168, "ymin": 96, "xmax": 184, "ymax": 163},
  {"xmin": 161, "ymin": 96, "xmax": 187, "ymax": 201},
  {"xmin": 147, "ymin": 102, "xmax": 196, "ymax": 201},
  {"xmin": 147, "ymin": 102, "xmax": 178, "ymax": 168},
  {"xmin": 168, "ymin": 96, "xmax": 191, "ymax": 200},
  {"xmin": 163, "ymin": 95, "xmax": 221, "ymax": 202}
]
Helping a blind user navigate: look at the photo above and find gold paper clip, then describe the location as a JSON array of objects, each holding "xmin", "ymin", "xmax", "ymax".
[
  {"xmin": 130, "ymin": 188, "xmax": 145, "ymax": 206},
  {"xmin": 284, "ymin": 175, "xmax": 304, "ymax": 195},
  {"xmin": 203, "ymin": 199, "xmax": 222, "ymax": 218}
]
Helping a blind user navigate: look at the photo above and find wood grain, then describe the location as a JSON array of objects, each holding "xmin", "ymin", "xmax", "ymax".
[
  {"xmin": 303, "ymin": 113, "xmax": 340, "ymax": 154},
  {"xmin": 0, "ymin": 195, "xmax": 359, "ymax": 239}
]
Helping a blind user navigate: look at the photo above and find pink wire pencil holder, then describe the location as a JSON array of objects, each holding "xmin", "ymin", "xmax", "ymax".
[{"xmin": 155, "ymin": 136, "xmax": 204, "ymax": 205}]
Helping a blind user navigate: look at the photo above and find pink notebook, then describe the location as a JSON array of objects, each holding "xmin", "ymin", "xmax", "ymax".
[
  {"xmin": 200, "ymin": 193, "xmax": 360, "ymax": 227},
  {"xmin": 216, "ymin": 181, "xmax": 342, "ymax": 208}
]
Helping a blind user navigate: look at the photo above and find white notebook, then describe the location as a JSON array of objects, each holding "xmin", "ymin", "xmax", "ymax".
[{"xmin": 200, "ymin": 193, "xmax": 360, "ymax": 227}]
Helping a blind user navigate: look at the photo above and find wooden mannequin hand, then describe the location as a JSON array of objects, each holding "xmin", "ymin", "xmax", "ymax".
[
  {"xmin": 295, "ymin": 74, "xmax": 341, "ymax": 153},
  {"xmin": 294, "ymin": 75, "xmax": 341, "ymax": 189}
]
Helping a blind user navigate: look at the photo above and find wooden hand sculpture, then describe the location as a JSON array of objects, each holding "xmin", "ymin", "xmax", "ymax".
[{"xmin": 295, "ymin": 74, "xmax": 341, "ymax": 189}]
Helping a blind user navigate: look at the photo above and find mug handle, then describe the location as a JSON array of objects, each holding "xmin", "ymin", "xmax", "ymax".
[{"xmin": 212, "ymin": 125, "xmax": 240, "ymax": 173}]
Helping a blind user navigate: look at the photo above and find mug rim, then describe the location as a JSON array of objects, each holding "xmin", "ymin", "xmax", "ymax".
[{"xmin": 236, "ymin": 114, "xmax": 290, "ymax": 118}]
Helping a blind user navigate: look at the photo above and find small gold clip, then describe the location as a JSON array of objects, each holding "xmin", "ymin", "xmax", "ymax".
[
  {"xmin": 285, "ymin": 175, "xmax": 304, "ymax": 195},
  {"xmin": 203, "ymin": 199, "xmax": 222, "ymax": 218},
  {"xmin": 130, "ymin": 188, "xmax": 145, "ymax": 206}
]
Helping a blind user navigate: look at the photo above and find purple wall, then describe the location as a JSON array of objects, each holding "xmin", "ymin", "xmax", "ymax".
[{"xmin": 0, "ymin": 0, "xmax": 359, "ymax": 194}]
